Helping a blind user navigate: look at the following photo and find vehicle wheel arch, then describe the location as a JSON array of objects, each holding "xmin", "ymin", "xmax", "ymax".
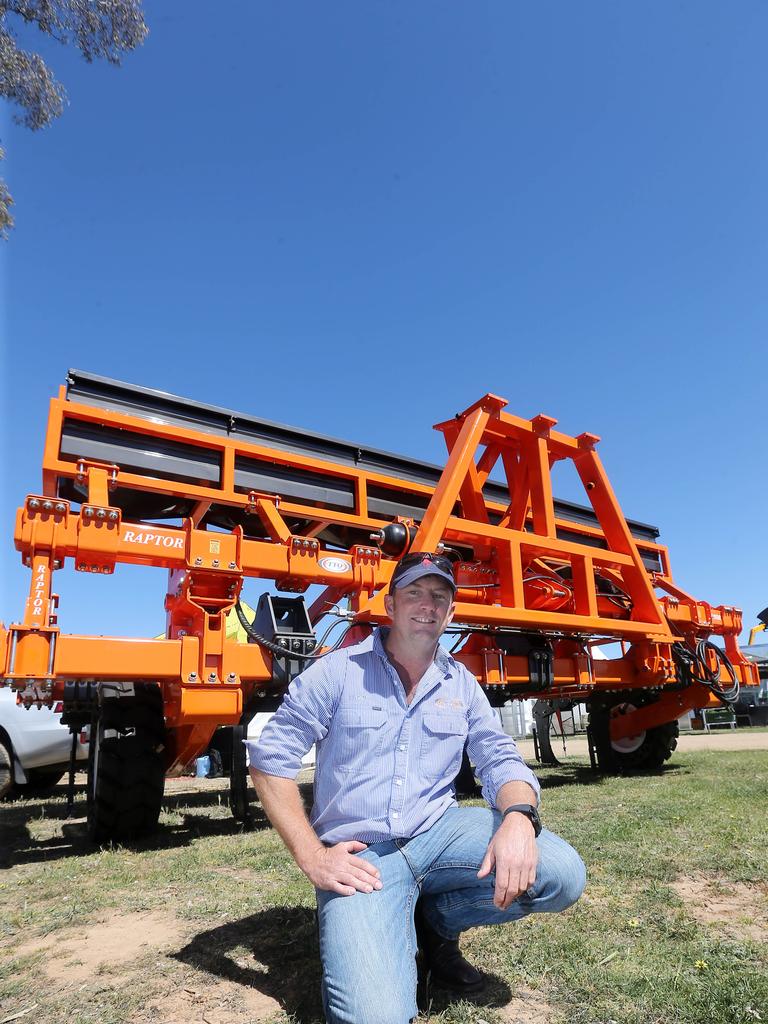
[{"xmin": 0, "ymin": 724, "xmax": 17, "ymax": 798}]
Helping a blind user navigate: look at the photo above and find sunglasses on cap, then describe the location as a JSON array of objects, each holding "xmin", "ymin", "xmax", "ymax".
[{"xmin": 389, "ymin": 551, "xmax": 456, "ymax": 592}]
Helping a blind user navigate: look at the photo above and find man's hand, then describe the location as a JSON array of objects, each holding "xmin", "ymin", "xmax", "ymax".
[
  {"xmin": 477, "ymin": 813, "xmax": 539, "ymax": 909},
  {"xmin": 300, "ymin": 841, "xmax": 384, "ymax": 896},
  {"xmin": 251, "ymin": 771, "xmax": 383, "ymax": 897}
]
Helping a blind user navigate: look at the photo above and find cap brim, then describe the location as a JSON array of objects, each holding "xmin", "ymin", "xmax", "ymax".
[{"xmin": 390, "ymin": 563, "xmax": 456, "ymax": 592}]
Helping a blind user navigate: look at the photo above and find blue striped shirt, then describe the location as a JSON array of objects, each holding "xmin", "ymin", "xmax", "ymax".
[{"xmin": 248, "ymin": 628, "xmax": 540, "ymax": 844}]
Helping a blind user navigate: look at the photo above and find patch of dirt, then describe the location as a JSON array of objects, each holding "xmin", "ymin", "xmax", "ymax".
[
  {"xmin": 499, "ymin": 986, "xmax": 555, "ymax": 1023},
  {"xmin": 671, "ymin": 875, "xmax": 768, "ymax": 942},
  {"xmin": 8, "ymin": 909, "xmax": 294, "ymax": 1022},
  {"xmin": 147, "ymin": 979, "xmax": 281, "ymax": 1024},
  {"xmin": 11, "ymin": 910, "xmax": 187, "ymax": 982},
  {"xmin": 164, "ymin": 776, "xmax": 229, "ymax": 795}
]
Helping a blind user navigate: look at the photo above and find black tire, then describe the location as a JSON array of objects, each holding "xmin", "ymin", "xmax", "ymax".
[
  {"xmin": 209, "ymin": 725, "xmax": 233, "ymax": 775},
  {"xmin": 590, "ymin": 699, "xmax": 678, "ymax": 772},
  {"xmin": 229, "ymin": 723, "xmax": 252, "ymax": 822},
  {"xmin": 0, "ymin": 738, "xmax": 12, "ymax": 799},
  {"xmin": 87, "ymin": 684, "xmax": 166, "ymax": 844}
]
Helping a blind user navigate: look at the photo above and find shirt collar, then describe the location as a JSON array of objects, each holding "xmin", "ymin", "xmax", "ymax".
[{"xmin": 373, "ymin": 626, "xmax": 454, "ymax": 675}]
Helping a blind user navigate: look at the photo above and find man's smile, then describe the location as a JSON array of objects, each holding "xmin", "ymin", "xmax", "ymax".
[{"xmin": 383, "ymin": 575, "xmax": 456, "ymax": 651}]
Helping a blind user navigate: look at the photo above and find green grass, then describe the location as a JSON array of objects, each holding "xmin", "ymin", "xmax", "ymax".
[{"xmin": 1, "ymin": 751, "xmax": 766, "ymax": 1024}]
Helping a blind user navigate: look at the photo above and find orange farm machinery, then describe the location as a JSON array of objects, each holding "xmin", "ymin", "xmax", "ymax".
[{"xmin": 0, "ymin": 371, "xmax": 757, "ymax": 841}]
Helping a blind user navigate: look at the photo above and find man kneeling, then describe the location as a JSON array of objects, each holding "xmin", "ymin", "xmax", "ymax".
[{"xmin": 249, "ymin": 552, "xmax": 586, "ymax": 1024}]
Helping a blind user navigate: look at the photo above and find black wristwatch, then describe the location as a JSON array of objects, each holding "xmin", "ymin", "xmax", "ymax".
[{"xmin": 501, "ymin": 803, "xmax": 542, "ymax": 836}]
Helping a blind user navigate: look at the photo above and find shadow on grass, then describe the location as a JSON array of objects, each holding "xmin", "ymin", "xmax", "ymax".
[
  {"xmin": 537, "ymin": 761, "xmax": 684, "ymax": 789},
  {"xmin": 538, "ymin": 763, "xmax": 604, "ymax": 789},
  {"xmin": 174, "ymin": 906, "xmax": 513, "ymax": 1024},
  {"xmin": 460, "ymin": 760, "xmax": 681, "ymax": 797},
  {"xmin": 456, "ymin": 761, "xmax": 683, "ymax": 806},
  {"xmin": 1, "ymin": 759, "xmax": 683, "ymax": 871},
  {"xmin": 0, "ymin": 779, "xmax": 312, "ymax": 869}
]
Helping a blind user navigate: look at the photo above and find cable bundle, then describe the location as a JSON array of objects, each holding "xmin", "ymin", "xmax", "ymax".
[{"xmin": 672, "ymin": 640, "xmax": 740, "ymax": 705}]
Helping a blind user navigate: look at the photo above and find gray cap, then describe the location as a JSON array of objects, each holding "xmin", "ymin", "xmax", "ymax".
[{"xmin": 390, "ymin": 556, "xmax": 456, "ymax": 593}]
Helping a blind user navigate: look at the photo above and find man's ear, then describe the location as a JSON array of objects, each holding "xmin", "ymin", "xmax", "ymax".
[{"xmin": 383, "ymin": 591, "xmax": 394, "ymax": 619}]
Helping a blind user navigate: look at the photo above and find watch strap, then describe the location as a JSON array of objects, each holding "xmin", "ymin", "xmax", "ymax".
[{"xmin": 501, "ymin": 803, "xmax": 542, "ymax": 835}]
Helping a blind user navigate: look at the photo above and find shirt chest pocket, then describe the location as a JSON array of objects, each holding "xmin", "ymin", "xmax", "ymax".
[
  {"xmin": 335, "ymin": 706, "xmax": 388, "ymax": 773},
  {"xmin": 419, "ymin": 713, "xmax": 468, "ymax": 781}
]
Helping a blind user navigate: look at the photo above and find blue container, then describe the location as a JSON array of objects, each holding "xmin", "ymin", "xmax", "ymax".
[{"xmin": 195, "ymin": 755, "xmax": 211, "ymax": 778}]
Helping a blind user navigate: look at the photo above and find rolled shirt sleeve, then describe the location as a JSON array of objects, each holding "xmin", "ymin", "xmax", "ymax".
[
  {"xmin": 247, "ymin": 656, "xmax": 340, "ymax": 779},
  {"xmin": 464, "ymin": 674, "xmax": 541, "ymax": 808},
  {"xmin": 244, "ymin": 630, "xmax": 541, "ymax": 844}
]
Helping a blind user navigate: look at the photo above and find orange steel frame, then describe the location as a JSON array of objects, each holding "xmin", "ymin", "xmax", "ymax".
[{"xmin": 0, "ymin": 388, "xmax": 757, "ymax": 771}]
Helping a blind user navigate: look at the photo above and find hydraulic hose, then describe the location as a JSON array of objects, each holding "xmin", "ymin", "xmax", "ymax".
[
  {"xmin": 672, "ymin": 640, "xmax": 740, "ymax": 705},
  {"xmin": 234, "ymin": 601, "xmax": 356, "ymax": 661},
  {"xmin": 697, "ymin": 639, "xmax": 740, "ymax": 704}
]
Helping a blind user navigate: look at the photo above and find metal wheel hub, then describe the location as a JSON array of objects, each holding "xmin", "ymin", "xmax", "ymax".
[{"xmin": 609, "ymin": 702, "xmax": 646, "ymax": 754}]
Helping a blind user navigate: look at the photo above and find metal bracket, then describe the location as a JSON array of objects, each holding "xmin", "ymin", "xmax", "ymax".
[
  {"xmin": 481, "ymin": 647, "xmax": 505, "ymax": 685},
  {"xmin": 276, "ymin": 535, "xmax": 321, "ymax": 592},
  {"xmin": 19, "ymin": 498, "xmax": 70, "ymax": 567},
  {"xmin": 528, "ymin": 646, "xmax": 554, "ymax": 691},
  {"xmin": 245, "ymin": 489, "xmax": 281, "ymax": 514},
  {"xmin": 76, "ymin": 458, "xmax": 119, "ymax": 492},
  {"xmin": 77, "ymin": 502, "xmax": 122, "ymax": 574}
]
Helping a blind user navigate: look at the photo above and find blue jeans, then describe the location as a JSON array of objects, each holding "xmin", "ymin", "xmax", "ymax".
[{"xmin": 316, "ymin": 806, "xmax": 586, "ymax": 1024}]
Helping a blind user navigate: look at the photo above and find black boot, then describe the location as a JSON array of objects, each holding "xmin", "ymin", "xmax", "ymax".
[{"xmin": 415, "ymin": 901, "xmax": 485, "ymax": 994}]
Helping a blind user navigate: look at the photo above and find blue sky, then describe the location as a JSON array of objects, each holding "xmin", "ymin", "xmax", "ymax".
[{"xmin": 1, "ymin": 1, "xmax": 766, "ymax": 642}]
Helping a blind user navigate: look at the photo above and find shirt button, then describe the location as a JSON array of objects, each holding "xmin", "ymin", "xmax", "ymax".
[
  {"xmin": 394, "ymin": 778, "xmax": 403, "ymax": 786},
  {"xmin": 398, "ymin": 745, "xmax": 406, "ymax": 751},
  {"xmin": 392, "ymin": 812, "xmax": 400, "ymax": 819}
]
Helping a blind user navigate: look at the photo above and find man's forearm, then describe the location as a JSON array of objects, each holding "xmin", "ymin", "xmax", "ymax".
[
  {"xmin": 496, "ymin": 779, "xmax": 539, "ymax": 812},
  {"xmin": 250, "ymin": 767, "xmax": 323, "ymax": 872}
]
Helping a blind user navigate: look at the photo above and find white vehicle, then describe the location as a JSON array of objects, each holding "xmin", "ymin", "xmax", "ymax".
[
  {"xmin": 0, "ymin": 687, "xmax": 88, "ymax": 799},
  {"xmin": 246, "ymin": 712, "xmax": 316, "ymax": 767}
]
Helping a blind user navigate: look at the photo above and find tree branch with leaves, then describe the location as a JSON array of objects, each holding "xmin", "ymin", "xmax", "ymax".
[{"xmin": 0, "ymin": 0, "xmax": 147, "ymax": 236}]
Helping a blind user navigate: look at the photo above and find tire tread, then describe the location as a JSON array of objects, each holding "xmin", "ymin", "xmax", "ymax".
[{"xmin": 88, "ymin": 685, "xmax": 165, "ymax": 843}]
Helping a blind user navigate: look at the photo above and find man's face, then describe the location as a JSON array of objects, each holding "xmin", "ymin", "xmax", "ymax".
[{"xmin": 384, "ymin": 575, "xmax": 455, "ymax": 646}]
